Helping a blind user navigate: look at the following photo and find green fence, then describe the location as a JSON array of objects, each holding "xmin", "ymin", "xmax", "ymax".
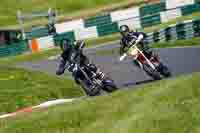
[
  {"xmin": 97, "ymin": 22, "xmax": 119, "ymax": 36},
  {"xmin": 84, "ymin": 14, "xmax": 112, "ymax": 28},
  {"xmin": 176, "ymin": 23, "xmax": 186, "ymax": 40},
  {"xmin": 153, "ymin": 31, "xmax": 160, "ymax": 42},
  {"xmin": 181, "ymin": 3, "xmax": 200, "ymax": 15},
  {"xmin": 195, "ymin": 0, "xmax": 200, "ymax": 3},
  {"xmin": 140, "ymin": 13, "xmax": 161, "ymax": 28},
  {"xmin": 140, "ymin": 2, "xmax": 166, "ymax": 16},
  {"xmin": 0, "ymin": 40, "xmax": 28, "ymax": 57},
  {"xmin": 54, "ymin": 31, "xmax": 75, "ymax": 47},
  {"xmin": 193, "ymin": 19, "xmax": 200, "ymax": 36},
  {"xmin": 53, "ymin": 2, "xmax": 200, "ymax": 43},
  {"xmin": 164, "ymin": 27, "xmax": 172, "ymax": 41},
  {"xmin": 25, "ymin": 26, "xmax": 49, "ymax": 39},
  {"xmin": 146, "ymin": 19, "xmax": 200, "ymax": 44}
]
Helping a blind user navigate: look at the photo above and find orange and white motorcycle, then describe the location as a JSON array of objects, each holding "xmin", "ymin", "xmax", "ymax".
[{"xmin": 120, "ymin": 39, "xmax": 171, "ymax": 80}]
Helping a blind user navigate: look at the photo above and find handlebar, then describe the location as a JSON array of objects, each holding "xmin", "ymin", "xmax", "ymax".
[{"xmin": 119, "ymin": 38, "xmax": 138, "ymax": 61}]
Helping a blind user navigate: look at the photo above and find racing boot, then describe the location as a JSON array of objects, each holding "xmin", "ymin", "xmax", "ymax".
[{"xmin": 56, "ymin": 58, "xmax": 66, "ymax": 75}]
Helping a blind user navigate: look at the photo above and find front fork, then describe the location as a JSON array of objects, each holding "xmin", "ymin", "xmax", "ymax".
[{"xmin": 135, "ymin": 46, "xmax": 156, "ymax": 70}]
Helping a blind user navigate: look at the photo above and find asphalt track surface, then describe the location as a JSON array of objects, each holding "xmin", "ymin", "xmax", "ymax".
[{"xmin": 17, "ymin": 43, "xmax": 200, "ymax": 88}]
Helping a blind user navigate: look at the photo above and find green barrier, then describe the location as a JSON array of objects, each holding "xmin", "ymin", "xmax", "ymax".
[
  {"xmin": 26, "ymin": 27, "xmax": 49, "ymax": 39},
  {"xmin": 140, "ymin": 14, "xmax": 161, "ymax": 28},
  {"xmin": 153, "ymin": 31, "xmax": 160, "ymax": 42},
  {"xmin": 176, "ymin": 23, "xmax": 186, "ymax": 40},
  {"xmin": 97, "ymin": 22, "xmax": 119, "ymax": 36},
  {"xmin": 160, "ymin": 0, "xmax": 166, "ymax": 2},
  {"xmin": 181, "ymin": 3, "xmax": 200, "ymax": 15},
  {"xmin": 54, "ymin": 31, "xmax": 75, "ymax": 47},
  {"xmin": 195, "ymin": 0, "xmax": 200, "ymax": 3},
  {"xmin": 184, "ymin": 22, "xmax": 194, "ymax": 39},
  {"xmin": 158, "ymin": 29, "xmax": 167, "ymax": 41},
  {"xmin": 0, "ymin": 41, "xmax": 28, "ymax": 57},
  {"xmin": 164, "ymin": 27, "xmax": 172, "ymax": 41},
  {"xmin": 146, "ymin": 32, "xmax": 154, "ymax": 44},
  {"xmin": 147, "ymin": 19, "xmax": 200, "ymax": 44},
  {"xmin": 84, "ymin": 14, "xmax": 112, "ymax": 28},
  {"xmin": 9, "ymin": 41, "xmax": 29, "ymax": 56},
  {"xmin": 140, "ymin": 2, "xmax": 166, "ymax": 16},
  {"xmin": 193, "ymin": 19, "xmax": 200, "ymax": 36},
  {"xmin": 0, "ymin": 47, "xmax": 10, "ymax": 57}
]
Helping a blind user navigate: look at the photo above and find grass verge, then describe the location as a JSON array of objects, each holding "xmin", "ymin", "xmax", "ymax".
[
  {"xmin": 1, "ymin": 72, "xmax": 200, "ymax": 132},
  {"xmin": 143, "ymin": 12, "xmax": 200, "ymax": 33},
  {"xmin": 0, "ymin": 66, "xmax": 83, "ymax": 114},
  {"xmin": 151, "ymin": 37, "xmax": 200, "ymax": 48},
  {"xmin": 0, "ymin": 48, "xmax": 61, "ymax": 65}
]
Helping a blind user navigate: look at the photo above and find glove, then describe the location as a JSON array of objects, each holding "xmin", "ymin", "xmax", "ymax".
[
  {"xmin": 135, "ymin": 39, "xmax": 140, "ymax": 44},
  {"xmin": 72, "ymin": 64, "xmax": 78, "ymax": 72},
  {"xmin": 67, "ymin": 63, "xmax": 75, "ymax": 72},
  {"xmin": 119, "ymin": 53, "xmax": 127, "ymax": 61},
  {"xmin": 135, "ymin": 34, "xmax": 144, "ymax": 44}
]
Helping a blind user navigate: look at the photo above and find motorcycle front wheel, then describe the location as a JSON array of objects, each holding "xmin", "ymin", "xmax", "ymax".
[{"xmin": 143, "ymin": 64, "xmax": 161, "ymax": 80}]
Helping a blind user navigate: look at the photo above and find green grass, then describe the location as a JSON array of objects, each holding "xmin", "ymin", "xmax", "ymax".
[
  {"xmin": 0, "ymin": 66, "xmax": 83, "ymax": 114},
  {"xmin": 0, "ymin": 0, "xmax": 145, "ymax": 27},
  {"xmin": 143, "ymin": 12, "xmax": 200, "ymax": 33},
  {"xmin": 1, "ymin": 72, "xmax": 200, "ymax": 132},
  {"xmin": 151, "ymin": 37, "xmax": 200, "ymax": 48},
  {"xmin": 0, "ymin": 48, "xmax": 61, "ymax": 65}
]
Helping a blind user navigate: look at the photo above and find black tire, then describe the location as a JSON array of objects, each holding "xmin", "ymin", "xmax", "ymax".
[
  {"xmin": 80, "ymin": 80, "xmax": 101, "ymax": 96},
  {"xmin": 143, "ymin": 64, "xmax": 161, "ymax": 80},
  {"xmin": 159, "ymin": 64, "xmax": 171, "ymax": 78},
  {"xmin": 101, "ymin": 78, "xmax": 118, "ymax": 93},
  {"xmin": 103, "ymin": 84, "xmax": 118, "ymax": 93},
  {"xmin": 74, "ymin": 77, "xmax": 80, "ymax": 85}
]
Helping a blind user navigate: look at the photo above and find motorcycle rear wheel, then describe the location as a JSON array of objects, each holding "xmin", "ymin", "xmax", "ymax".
[
  {"xmin": 79, "ymin": 80, "xmax": 101, "ymax": 96},
  {"xmin": 158, "ymin": 64, "xmax": 171, "ymax": 78},
  {"xmin": 103, "ymin": 84, "xmax": 118, "ymax": 93}
]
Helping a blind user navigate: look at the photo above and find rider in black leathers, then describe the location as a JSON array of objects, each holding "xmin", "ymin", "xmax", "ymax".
[
  {"xmin": 119, "ymin": 25, "xmax": 153, "ymax": 59},
  {"xmin": 56, "ymin": 39, "xmax": 100, "ymax": 84},
  {"xmin": 56, "ymin": 39, "xmax": 73, "ymax": 75}
]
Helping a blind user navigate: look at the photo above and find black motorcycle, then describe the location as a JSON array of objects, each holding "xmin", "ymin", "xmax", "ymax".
[{"xmin": 67, "ymin": 62, "xmax": 118, "ymax": 96}]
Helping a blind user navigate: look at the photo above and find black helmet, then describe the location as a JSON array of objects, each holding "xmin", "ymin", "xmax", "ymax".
[
  {"xmin": 119, "ymin": 25, "xmax": 130, "ymax": 36},
  {"xmin": 87, "ymin": 63, "xmax": 97, "ymax": 72},
  {"xmin": 74, "ymin": 40, "xmax": 85, "ymax": 51},
  {"xmin": 60, "ymin": 38, "xmax": 71, "ymax": 51}
]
